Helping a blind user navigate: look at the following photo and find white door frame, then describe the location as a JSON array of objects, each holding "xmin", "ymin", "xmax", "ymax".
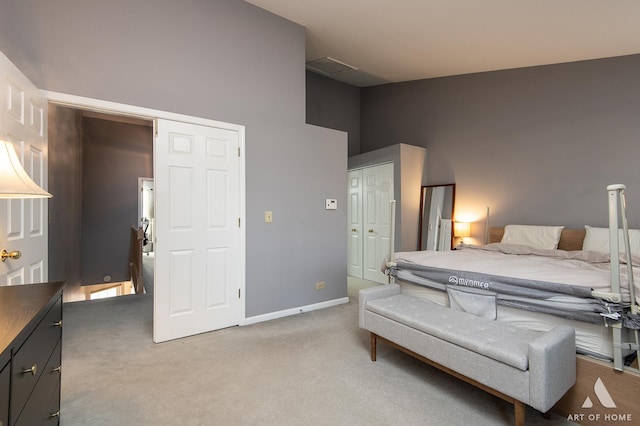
[{"xmin": 45, "ymin": 91, "xmax": 247, "ymax": 326}]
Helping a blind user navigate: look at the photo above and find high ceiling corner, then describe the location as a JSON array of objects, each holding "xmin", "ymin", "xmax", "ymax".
[{"xmin": 245, "ymin": 0, "xmax": 640, "ymax": 87}]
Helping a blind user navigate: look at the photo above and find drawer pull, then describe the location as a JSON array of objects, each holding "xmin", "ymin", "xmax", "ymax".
[
  {"xmin": 22, "ymin": 364, "xmax": 37, "ymax": 375},
  {"xmin": 52, "ymin": 365, "xmax": 62, "ymax": 373},
  {"xmin": 50, "ymin": 411, "xmax": 60, "ymax": 418},
  {"xmin": 53, "ymin": 320, "xmax": 63, "ymax": 328}
]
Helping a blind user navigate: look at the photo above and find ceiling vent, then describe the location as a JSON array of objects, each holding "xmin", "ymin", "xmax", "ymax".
[{"xmin": 306, "ymin": 57, "xmax": 358, "ymax": 76}]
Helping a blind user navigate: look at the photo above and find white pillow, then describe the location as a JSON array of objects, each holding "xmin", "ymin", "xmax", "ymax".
[
  {"xmin": 501, "ymin": 225, "xmax": 564, "ymax": 250},
  {"xmin": 583, "ymin": 225, "xmax": 640, "ymax": 256}
]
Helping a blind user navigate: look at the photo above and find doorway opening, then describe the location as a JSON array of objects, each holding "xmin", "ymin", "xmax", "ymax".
[
  {"xmin": 139, "ymin": 178, "xmax": 154, "ymax": 255},
  {"xmin": 47, "ymin": 91, "xmax": 246, "ymax": 343},
  {"xmin": 138, "ymin": 177, "xmax": 154, "ymax": 296},
  {"xmin": 48, "ymin": 105, "xmax": 155, "ymax": 302}
]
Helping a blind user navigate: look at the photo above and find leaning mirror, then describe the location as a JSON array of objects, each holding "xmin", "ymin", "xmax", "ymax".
[{"xmin": 419, "ymin": 184, "xmax": 455, "ymax": 251}]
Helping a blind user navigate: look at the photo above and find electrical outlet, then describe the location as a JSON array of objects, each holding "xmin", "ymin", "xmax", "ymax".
[
  {"xmin": 265, "ymin": 211, "xmax": 273, "ymax": 223},
  {"xmin": 315, "ymin": 281, "xmax": 325, "ymax": 290}
]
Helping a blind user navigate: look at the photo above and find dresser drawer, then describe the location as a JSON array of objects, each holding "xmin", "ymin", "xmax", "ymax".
[
  {"xmin": 11, "ymin": 297, "xmax": 62, "ymax": 420},
  {"xmin": 1, "ymin": 361, "xmax": 9, "ymax": 426},
  {"xmin": 14, "ymin": 339, "xmax": 61, "ymax": 426}
]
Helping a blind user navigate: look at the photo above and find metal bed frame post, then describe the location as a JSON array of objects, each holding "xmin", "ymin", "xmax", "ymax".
[{"xmin": 607, "ymin": 184, "xmax": 640, "ymax": 371}]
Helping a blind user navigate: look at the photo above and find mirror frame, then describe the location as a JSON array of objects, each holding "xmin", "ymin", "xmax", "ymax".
[{"xmin": 418, "ymin": 184, "xmax": 456, "ymax": 250}]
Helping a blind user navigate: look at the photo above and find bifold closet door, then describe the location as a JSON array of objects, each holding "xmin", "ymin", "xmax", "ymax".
[
  {"xmin": 348, "ymin": 163, "xmax": 394, "ymax": 283},
  {"xmin": 362, "ymin": 163, "xmax": 393, "ymax": 283},
  {"xmin": 347, "ymin": 169, "xmax": 363, "ymax": 278}
]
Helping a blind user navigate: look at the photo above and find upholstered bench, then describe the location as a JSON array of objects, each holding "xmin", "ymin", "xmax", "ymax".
[{"xmin": 359, "ymin": 284, "xmax": 576, "ymax": 426}]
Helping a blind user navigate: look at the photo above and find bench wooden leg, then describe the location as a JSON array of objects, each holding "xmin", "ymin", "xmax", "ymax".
[
  {"xmin": 370, "ymin": 333, "xmax": 377, "ymax": 362},
  {"xmin": 514, "ymin": 400, "xmax": 525, "ymax": 426},
  {"xmin": 372, "ymin": 334, "xmax": 536, "ymax": 426}
]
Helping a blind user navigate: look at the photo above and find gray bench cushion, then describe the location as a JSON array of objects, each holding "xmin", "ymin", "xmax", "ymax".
[{"xmin": 366, "ymin": 293, "xmax": 541, "ymax": 371}]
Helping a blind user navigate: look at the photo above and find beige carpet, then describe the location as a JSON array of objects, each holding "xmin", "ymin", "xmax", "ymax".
[{"xmin": 61, "ymin": 282, "xmax": 575, "ymax": 425}]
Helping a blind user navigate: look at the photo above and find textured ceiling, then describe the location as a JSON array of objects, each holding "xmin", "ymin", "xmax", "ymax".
[{"xmin": 245, "ymin": 0, "xmax": 640, "ymax": 86}]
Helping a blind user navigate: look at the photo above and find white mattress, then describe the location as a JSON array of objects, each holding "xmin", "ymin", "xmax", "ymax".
[
  {"xmin": 393, "ymin": 243, "xmax": 640, "ymax": 301},
  {"xmin": 398, "ymin": 280, "xmax": 623, "ymax": 360}
]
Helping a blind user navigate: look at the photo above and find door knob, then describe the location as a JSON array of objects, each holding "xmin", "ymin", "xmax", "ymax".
[
  {"xmin": 351, "ymin": 228, "xmax": 357, "ymax": 232},
  {"xmin": 368, "ymin": 229, "xmax": 374, "ymax": 233},
  {"xmin": 1, "ymin": 249, "xmax": 21, "ymax": 262}
]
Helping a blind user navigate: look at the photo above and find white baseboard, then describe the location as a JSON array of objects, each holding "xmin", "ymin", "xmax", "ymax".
[{"xmin": 243, "ymin": 297, "xmax": 349, "ymax": 326}]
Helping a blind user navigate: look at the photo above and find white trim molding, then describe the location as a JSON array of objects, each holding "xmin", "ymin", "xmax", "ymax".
[
  {"xmin": 44, "ymin": 91, "xmax": 244, "ymax": 132},
  {"xmin": 244, "ymin": 297, "xmax": 350, "ymax": 326}
]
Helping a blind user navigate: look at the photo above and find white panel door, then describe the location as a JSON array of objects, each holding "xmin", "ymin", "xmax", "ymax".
[
  {"xmin": 347, "ymin": 169, "xmax": 363, "ymax": 278},
  {"xmin": 363, "ymin": 163, "xmax": 393, "ymax": 283},
  {"xmin": 154, "ymin": 119, "xmax": 243, "ymax": 343},
  {"xmin": 0, "ymin": 50, "xmax": 48, "ymax": 285}
]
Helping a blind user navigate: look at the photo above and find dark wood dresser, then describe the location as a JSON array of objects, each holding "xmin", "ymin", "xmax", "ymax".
[{"xmin": 0, "ymin": 282, "xmax": 64, "ymax": 425}]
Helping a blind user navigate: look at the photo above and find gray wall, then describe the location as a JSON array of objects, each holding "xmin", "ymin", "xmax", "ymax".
[
  {"xmin": 0, "ymin": 0, "xmax": 348, "ymax": 316},
  {"xmin": 81, "ymin": 117, "xmax": 153, "ymax": 286},
  {"xmin": 360, "ymin": 54, "xmax": 640, "ymax": 240},
  {"xmin": 306, "ymin": 71, "xmax": 361, "ymax": 156},
  {"xmin": 48, "ymin": 107, "xmax": 153, "ymax": 302},
  {"xmin": 48, "ymin": 104, "xmax": 83, "ymax": 302}
]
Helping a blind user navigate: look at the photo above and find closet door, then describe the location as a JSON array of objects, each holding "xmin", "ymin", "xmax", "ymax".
[
  {"xmin": 347, "ymin": 169, "xmax": 363, "ymax": 278},
  {"xmin": 362, "ymin": 163, "xmax": 393, "ymax": 283},
  {"xmin": 0, "ymin": 50, "xmax": 49, "ymax": 285}
]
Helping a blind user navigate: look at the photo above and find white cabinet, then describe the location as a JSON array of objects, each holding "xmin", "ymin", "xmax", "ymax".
[{"xmin": 348, "ymin": 163, "xmax": 394, "ymax": 284}]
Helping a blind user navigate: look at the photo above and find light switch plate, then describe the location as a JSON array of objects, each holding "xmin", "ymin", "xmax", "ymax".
[{"xmin": 325, "ymin": 199, "xmax": 337, "ymax": 210}]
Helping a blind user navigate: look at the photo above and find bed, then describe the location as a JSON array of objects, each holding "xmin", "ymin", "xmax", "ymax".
[
  {"xmin": 383, "ymin": 186, "xmax": 640, "ymax": 423},
  {"xmin": 389, "ymin": 230, "xmax": 638, "ymax": 361}
]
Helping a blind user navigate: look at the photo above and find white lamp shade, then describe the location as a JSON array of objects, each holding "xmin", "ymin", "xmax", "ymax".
[
  {"xmin": 0, "ymin": 140, "xmax": 52, "ymax": 198},
  {"xmin": 453, "ymin": 222, "xmax": 471, "ymax": 238}
]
